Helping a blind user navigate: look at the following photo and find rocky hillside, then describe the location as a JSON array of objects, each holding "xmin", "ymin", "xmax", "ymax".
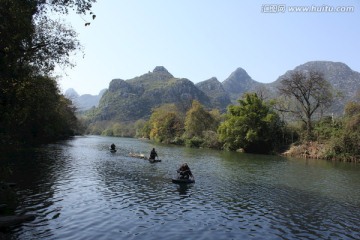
[
  {"xmin": 222, "ymin": 67, "xmax": 263, "ymax": 103},
  {"xmin": 94, "ymin": 66, "xmax": 211, "ymax": 122},
  {"xmin": 83, "ymin": 61, "xmax": 359, "ymax": 123},
  {"xmin": 195, "ymin": 77, "xmax": 231, "ymax": 111},
  {"xmin": 65, "ymin": 88, "xmax": 106, "ymax": 111}
]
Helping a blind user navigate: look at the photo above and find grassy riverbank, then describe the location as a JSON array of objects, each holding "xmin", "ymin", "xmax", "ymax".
[{"xmin": 282, "ymin": 141, "xmax": 359, "ymax": 163}]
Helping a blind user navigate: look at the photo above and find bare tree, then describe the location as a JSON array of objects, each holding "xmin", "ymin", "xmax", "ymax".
[
  {"xmin": 254, "ymin": 85, "xmax": 272, "ymax": 101},
  {"xmin": 277, "ymin": 70, "xmax": 333, "ymax": 139}
]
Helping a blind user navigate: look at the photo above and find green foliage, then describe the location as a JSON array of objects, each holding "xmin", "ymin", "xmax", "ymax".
[
  {"xmin": 0, "ymin": 0, "xmax": 89, "ymax": 75},
  {"xmin": 201, "ymin": 130, "xmax": 222, "ymax": 149},
  {"xmin": 139, "ymin": 121, "xmax": 152, "ymax": 139},
  {"xmin": 185, "ymin": 136, "xmax": 204, "ymax": 148},
  {"xmin": 0, "ymin": 75, "xmax": 79, "ymax": 144},
  {"xmin": 180, "ymin": 100, "xmax": 222, "ymax": 149},
  {"xmin": 280, "ymin": 123, "xmax": 301, "ymax": 146},
  {"xmin": 170, "ymin": 136, "xmax": 185, "ymax": 145},
  {"xmin": 184, "ymin": 100, "xmax": 219, "ymax": 138},
  {"xmin": 113, "ymin": 122, "xmax": 135, "ymax": 137},
  {"xmin": 148, "ymin": 104, "xmax": 184, "ymax": 143},
  {"xmin": 86, "ymin": 121, "xmax": 108, "ymax": 135},
  {"xmin": 218, "ymin": 93, "xmax": 283, "ymax": 153},
  {"xmin": 313, "ymin": 116, "xmax": 342, "ymax": 142},
  {"xmin": 0, "ymin": 0, "xmax": 95, "ymax": 145},
  {"xmin": 325, "ymin": 101, "xmax": 360, "ymax": 161},
  {"xmin": 102, "ymin": 128, "xmax": 114, "ymax": 136},
  {"xmin": 88, "ymin": 121, "xmax": 136, "ymax": 137},
  {"xmin": 134, "ymin": 119, "xmax": 148, "ymax": 138}
]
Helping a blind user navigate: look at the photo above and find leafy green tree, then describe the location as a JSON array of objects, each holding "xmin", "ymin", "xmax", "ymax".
[
  {"xmin": 218, "ymin": 93, "xmax": 283, "ymax": 153},
  {"xmin": 102, "ymin": 128, "xmax": 114, "ymax": 137},
  {"xmin": 201, "ymin": 130, "xmax": 221, "ymax": 148},
  {"xmin": 0, "ymin": 0, "xmax": 95, "ymax": 145},
  {"xmin": 148, "ymin": 104, "xmax": 184, "ymax": 143},
  {"xmin": 1, "ymin": 75, "xmax": 79, "ymax": 144},
  {"xmin": 182, "ymin": 101, "xmax": 222, "ymax": 148},
  {"xmin": 134, "ymin": 119, "xmax": 148, "ymax": 138},
  {"xmin": 86, "ymin": 121, "xmax": 108, "ymax": 135},
  {"xmin": 313, "ymin": 116, "xmax": 342, "ymax": 143},
  {"xmin": 139, "ymin": 121, "xmax": 152, "ymax": 139},
  {"xmin": 1, "ymin": 0, "xmax": 94, "ymax": 75},
  {"xmin": 184, "ymin": 100, "xmax": 219, "ymax": 138},
  {"xmin": 328, "ymin": 101, "xmax": 360, "ymax": 161},
  {"xmin": 343, "ymin": 102, "xmax": 360, "ymax": 157}
]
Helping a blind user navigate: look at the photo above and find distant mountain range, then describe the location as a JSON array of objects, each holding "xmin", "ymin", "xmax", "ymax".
[
  {"xmin": 65, "ymin": 88, "xmax": 106, "ymax": 111},
  {"xmin": 65, "ymin": 61, "xmax": 360, "ymax": 122}
]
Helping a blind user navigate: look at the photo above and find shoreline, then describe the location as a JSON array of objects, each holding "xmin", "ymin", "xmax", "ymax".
[{"xmin": 281, "ymin": 141, "xmax": 359, "ymax": 163}]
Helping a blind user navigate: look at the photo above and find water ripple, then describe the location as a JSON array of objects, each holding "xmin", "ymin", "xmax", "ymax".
[{"xmin": 2, "ymin": 136, "xmax": 359, "ymax": 240}]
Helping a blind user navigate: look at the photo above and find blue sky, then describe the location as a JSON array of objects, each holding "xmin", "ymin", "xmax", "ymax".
[{"xmin": 56, "ymin": 0, "xmax": 360, "ymax": 95}]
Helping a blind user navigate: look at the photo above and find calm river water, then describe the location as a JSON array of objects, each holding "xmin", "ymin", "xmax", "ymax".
[{"xmin": 1, "ymin": 136, "xmax": 359, "ymax": 240}]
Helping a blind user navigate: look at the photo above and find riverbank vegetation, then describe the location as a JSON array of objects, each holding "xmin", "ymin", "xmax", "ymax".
[
  {"xmin": 282, "ymin": 101, "xmax": 360, "ymax": 162},
  {"xmin": 147, "ymin": 98, "xmax": 358, "ymax": 162},
  {"xmin": 91, "ymin": 95, "xmax": 291, "ymax": 154},
  {"xmin": 87, "ymin": 71, "xmax": 359, "ymax": 162},
  {"xmin": 0, "ymin": 0, "xmax": 96, "ymax": 146}
]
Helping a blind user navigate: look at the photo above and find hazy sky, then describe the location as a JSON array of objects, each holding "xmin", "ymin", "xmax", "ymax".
[{"xmin": 55, "ymin": 0, "xmax": 360, "ymax": 95}]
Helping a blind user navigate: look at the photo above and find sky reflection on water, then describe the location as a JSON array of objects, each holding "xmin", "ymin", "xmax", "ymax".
[{"xmin": 1, "ymin": 136, "xmax": 359, "ymax": 240}]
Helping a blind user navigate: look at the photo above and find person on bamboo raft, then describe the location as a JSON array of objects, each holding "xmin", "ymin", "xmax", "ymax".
[
  {"xmin": 149, "ymin": 148, "xmax": 158, "ymax": 160},
  {"xmin": 110, "ymin": 143, "xmax": 116, "ymax": 150},
  {"xmin": 177, "ymin": 163, "xmax": 193, "ymax": 179}
]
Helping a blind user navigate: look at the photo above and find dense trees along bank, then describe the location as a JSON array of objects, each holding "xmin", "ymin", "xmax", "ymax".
[
  {"xmin": 0, "ymin": 0, "xmax": 96, "ymax": 146},
  {"xmin": 87, "ymin": 72, "xmax": 360, "ymax": 162},
  {"xmin": 88, "ymin": 95, "xmax": 288, "ymax": 154}
]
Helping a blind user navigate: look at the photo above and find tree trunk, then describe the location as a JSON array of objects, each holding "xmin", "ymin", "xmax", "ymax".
[{"xmin": 306, "ymin": 115, "xmax": 312, "ymax": 140}]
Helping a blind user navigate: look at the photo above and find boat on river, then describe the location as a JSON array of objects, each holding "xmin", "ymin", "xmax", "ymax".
[
  {"xmin": 172, "ymin": 172, "xmax": 195, "ymax": 184},
  {"xmin": 109, "ymin": 148, "xmax": 117, "ymax": 153},
  {"xmin": 149, "ymin": 159, "xmax": 161, "ymax": 163},
  {"xmin": 172, "ymin": 164, "xmax": 194, "ymax": 184},
  {"xmin": 171, "ymin": 177, "xmax": 195, "ymax": 184}
]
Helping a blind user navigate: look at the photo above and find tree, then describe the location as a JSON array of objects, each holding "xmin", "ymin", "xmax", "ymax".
[
  {"xmin": 277, "ymin": 70, "xmax": 333, "ymax": 140},
  {"xmin": 182, "ymin": 100, "xmax": 221, "ymax": 148},
  {"xmin": 1, "ymin": 0, "xmax": 95, "ymax": 75},
  {"xmin": 341, "ymin": 100, "xmax": 360, "ymax": 157},
  {"xmin": 134, "ymin": 119, "xmax": 148, "ymax": 138},
  {"xmin": 325, "ymin": 100, "xmax": 360, "ymax": 162},
  {"xmin": 2, "ymin": 75, "xmax": 79, "ymax": 144},
  {"xmin": 148, "ymin": 104, "xmax": 184, "ymax": 143},
  {"xmin": 218, "ymin": 93, "xmax": 283, "ymax": 153},
  {"xmin": 184, "ymin": 100, "xmax": 219, "ymax": 138},
  {"xmin": 0, "ymin": 0, "xmax": 96, "ymax": 145}
]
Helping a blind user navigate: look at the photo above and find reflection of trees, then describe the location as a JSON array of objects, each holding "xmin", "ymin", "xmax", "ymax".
[
  {"xmin": 5, "ymin": 147, "xmax": 63, "ymax": 191},
  {"xmin": 1, "ymin": 145, "xmax": 67, "ymax": 226}
]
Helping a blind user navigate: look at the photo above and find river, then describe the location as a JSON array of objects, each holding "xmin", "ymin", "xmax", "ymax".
[{"xmin": 1, "ymin": 136, "xmax": 359, "ymax": 239}]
